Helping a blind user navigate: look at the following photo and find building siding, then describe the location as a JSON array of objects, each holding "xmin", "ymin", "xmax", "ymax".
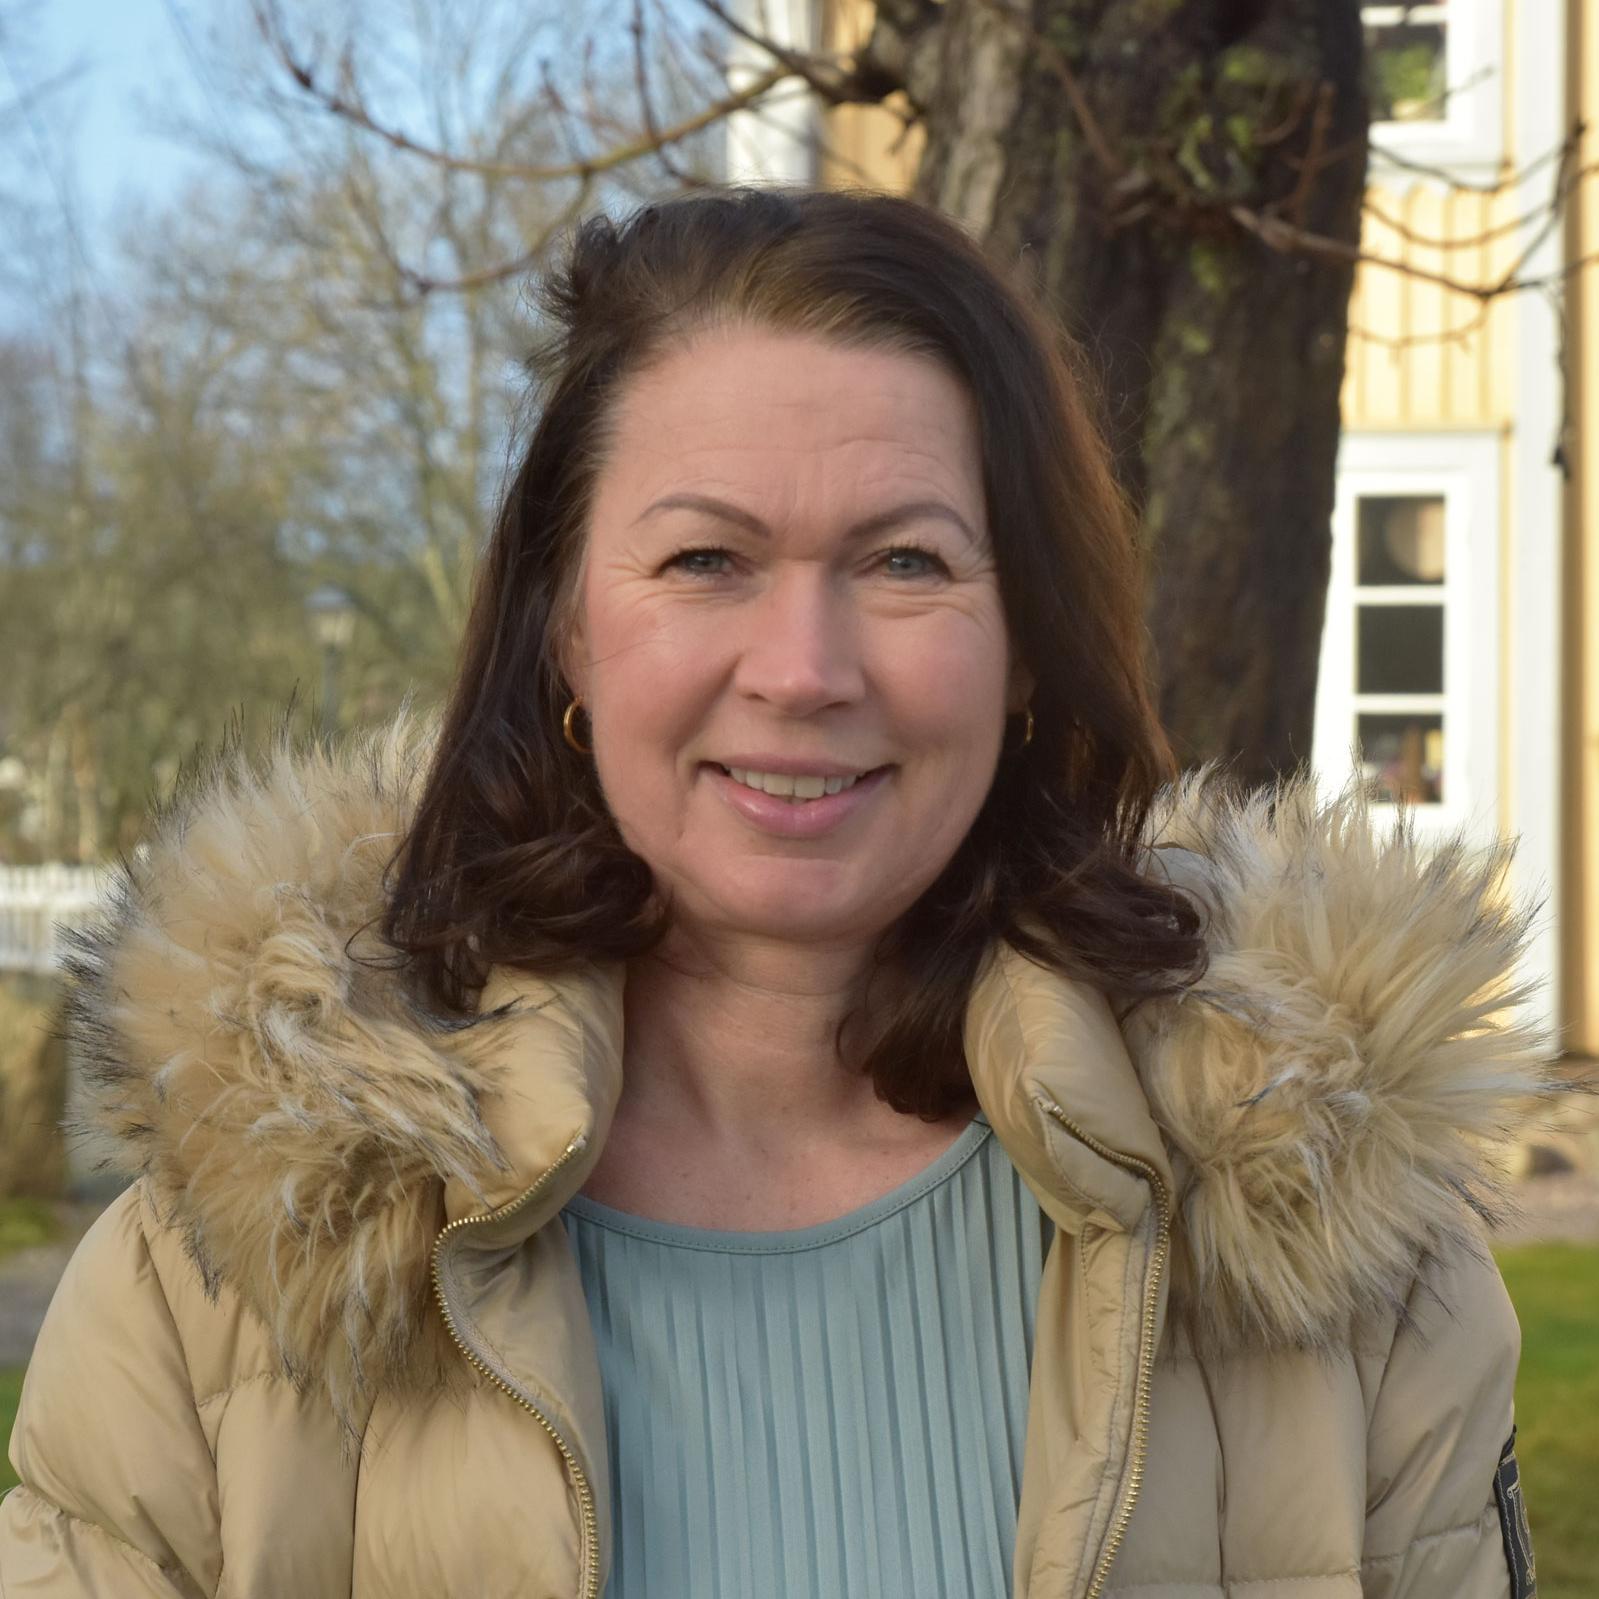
[{"xmin": 817, "ymin": 0, "xmax": 1593, "ymax": 1052}]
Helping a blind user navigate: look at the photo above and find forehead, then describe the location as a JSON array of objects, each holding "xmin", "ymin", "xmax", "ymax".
[{"xmin": 590, "ymin": 326, "xmax": 985, "ymax": 524}]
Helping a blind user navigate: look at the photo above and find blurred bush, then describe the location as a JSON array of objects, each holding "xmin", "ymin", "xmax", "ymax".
[{"xmin": 0, "ymin": 975, "xmax": 65, "ymax": 1200}]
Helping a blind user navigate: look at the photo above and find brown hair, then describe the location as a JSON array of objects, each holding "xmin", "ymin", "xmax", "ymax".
[{"xmin": 380, "ymin": 184, "xmax": 1207, "ymax": 1119}]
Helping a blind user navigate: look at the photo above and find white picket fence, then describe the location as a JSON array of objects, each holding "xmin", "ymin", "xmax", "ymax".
[{"xmin": 0, "ymin": 863, "xmax": 117, "ymax": 974}]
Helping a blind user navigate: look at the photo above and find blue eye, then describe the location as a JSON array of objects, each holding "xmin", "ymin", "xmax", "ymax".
[
  {"xmin": 882, "ymin": 545, "xmax": 949, "ymax": 578},
  {"xmin": 660, "ymin": 544, "xmax": 950, "ymax": 579},
  {"xmin": 664, "ymin": 547, "xmax": 733, "ymax": 576}
]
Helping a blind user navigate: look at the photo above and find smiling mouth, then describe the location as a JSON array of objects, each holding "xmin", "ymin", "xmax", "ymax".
[{"xmin": 709, "ymin": 762, "xmax": 889, "ymax": 801}]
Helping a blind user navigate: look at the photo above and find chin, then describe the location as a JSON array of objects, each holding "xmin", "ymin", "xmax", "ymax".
[
  {"xmin": 700, "ymin": 875, "xmax": 893, "ymax": 945},
  {"xmin": 722, "ymin": 902, "xmax": 877, "ymax": 946}
]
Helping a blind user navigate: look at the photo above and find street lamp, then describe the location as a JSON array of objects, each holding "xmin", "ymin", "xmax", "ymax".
[{"xmin": 305, "ymin": 584, "xmax": 356, "ymax": 737}]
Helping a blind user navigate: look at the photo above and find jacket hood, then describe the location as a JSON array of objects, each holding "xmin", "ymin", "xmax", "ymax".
[{"xmin": 61, "ymin": 707, "xmax": 1572, "ymax": 1428}]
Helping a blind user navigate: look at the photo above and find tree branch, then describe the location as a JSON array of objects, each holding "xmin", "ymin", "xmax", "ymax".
[
  {"xmin": 1362, "ymin": 161, "xmax": 1599, "ymax": 252},
  {"xmin": 1285, "ymin": 81, "xmax": 1336, "ymax": 232},
  {"xmin": 690, "ymin": 0, "xmax": 896, "ymax": 107},
  {"xmin": 393, "ymin": 181, "xmax": 598, "ymax": 297},
  {"xmin": 251, "ymin": 0, "xmax": 793, "ymax": 184},
  {"xmin": 1347, "ymin": 295, "xmax": 1493, "ymax": 351},
  {"xmin": 1368, "ymin": 125, "xmax": 1573, "ymax": 195},
  {"xmin": 631, "ymin": 0, "xmax": 698, "ymax": 188},
  {"xmin": 961, "ymin": 0, "xmax": 1595, "ymax": 312}
]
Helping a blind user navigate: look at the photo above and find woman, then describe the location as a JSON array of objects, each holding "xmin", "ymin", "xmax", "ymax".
[{"xmin": 0, "ymin": 187, "xmax": 1559, "ymax": 1599}]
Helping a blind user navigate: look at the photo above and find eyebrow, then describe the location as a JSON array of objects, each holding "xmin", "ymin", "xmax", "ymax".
[{"xmin": 633, "ymin": 492, "xmax": 985, "ymax": 550}]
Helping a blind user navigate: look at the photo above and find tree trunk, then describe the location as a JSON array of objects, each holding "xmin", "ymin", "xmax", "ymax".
[{"xmin": 894, "ymin": 0, "xmax": 1369, "ymax": 785}]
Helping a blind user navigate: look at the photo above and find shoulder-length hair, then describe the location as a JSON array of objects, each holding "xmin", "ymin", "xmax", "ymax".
[{"xmin": 381, "ymin": 183, "xmax": 1206, "ymax": 1120}]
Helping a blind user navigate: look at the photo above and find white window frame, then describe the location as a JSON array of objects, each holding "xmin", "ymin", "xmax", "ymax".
[
  {"xmin": 1363, "ymin": 0, "xmax": 1506, "ymax": 178},
  {"xmin": 1312, "ymin": 431, "xmax": 1501, "ymax": 844}
]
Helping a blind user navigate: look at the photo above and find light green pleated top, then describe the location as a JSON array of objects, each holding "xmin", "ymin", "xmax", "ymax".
[{"xmin": 559, "ymin": 1111, "xmax": 1056, "ymax": 1598}]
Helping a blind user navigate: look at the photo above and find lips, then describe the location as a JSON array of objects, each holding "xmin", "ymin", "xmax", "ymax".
[{"xmin": 703, "ymin": 762, "xmax": 892, "ymax": 839}]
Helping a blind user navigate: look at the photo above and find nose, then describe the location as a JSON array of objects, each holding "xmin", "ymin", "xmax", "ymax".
[{"xmin": 731, "ymin": 563, "xmax": 866, "ymax": 716}]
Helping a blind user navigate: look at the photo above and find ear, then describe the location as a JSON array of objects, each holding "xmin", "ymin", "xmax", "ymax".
[
  {"xmin": 553, "ymin": 585, "xmax": 590, "ymax": 702},
  {"xmin": 556, "ymin": 632, "xmax": 587, "ymax": 703}
]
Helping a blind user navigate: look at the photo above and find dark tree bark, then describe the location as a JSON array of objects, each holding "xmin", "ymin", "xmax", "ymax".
[{"xmin": 863, "ymin": 0, "xmax": 1370, "ymax": 786}]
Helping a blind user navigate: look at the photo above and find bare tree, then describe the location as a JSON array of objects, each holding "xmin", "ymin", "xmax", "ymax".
[{"xmin": 159, "ymin": 1, "xmax": 1598, "ymax": 781}]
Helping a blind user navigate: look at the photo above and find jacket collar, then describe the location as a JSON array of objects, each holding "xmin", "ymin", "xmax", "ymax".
[
  {"xmin": 438, "ymin": 942, "xmax": 1174, "ymax": 1245},
  {"xmin": 65, "ymin": 706, "xmax": 1569, "ymax": 1432}
]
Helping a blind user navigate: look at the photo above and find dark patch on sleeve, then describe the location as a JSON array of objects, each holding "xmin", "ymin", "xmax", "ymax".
[{"xmin": 1493, "ymin": 1425, "xmax": 1536, "ymax": 1598}]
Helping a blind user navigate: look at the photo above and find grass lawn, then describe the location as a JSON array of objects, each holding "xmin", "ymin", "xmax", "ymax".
[
  {"xmin": 1, "ymin": 1244, "xmax": 1595, "ymax": 1584},
  {"xmin": 1495, "ymin": 1242, "xmax": 1599, "ymax": 1599},
  {"xmin": 0, "ymin": 1368, "xmax": 20, "ymax": 1496},
  {"xmin": 0, "ymin": 1197, "xmax": 57, "ymax": 1264}
]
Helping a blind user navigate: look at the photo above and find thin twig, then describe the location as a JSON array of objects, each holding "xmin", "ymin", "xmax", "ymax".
[
  {"xmin": 1229, "ymin": 204, "xmax": 1499, "ymax": 297},
  {"xmin": 631, "ymin": 0, "xmax": 695, "ymax": 187},
  {"xmin": 1512, "ymin": 245, "xmax": 1599, "ymax": 296},
  {"xmin": 1478, "ymin": 128, "xmax": 1583, "ymax": 294},
  {"xmin": 1368, "ymin": 125, "xmax": 1576, "ymax": 195},
  {"xmin": 1362, "ymin": 161, "xmax": 1599, "ymax": 251},
  {"xmin": 1347, "ymin": 304, "xmax": 1491, "ymax": 352},
  {"xmin": 1285, "ymin": 81, "xmax": 1335, "ymax": 231},
  {"xmin": 251, "ymin": 0, "xmax": 792, "ymax": 184},
  {"xmin": 1253, "ymin": 80, "xmax": 1319, "ymax": 151},
  {"xmin": 690, "ymin": 0, "xmax": 881, "ymax": 106},
  {"xmin": 396, "ymin": 180, "xmax": 599, "ymax": 297}
]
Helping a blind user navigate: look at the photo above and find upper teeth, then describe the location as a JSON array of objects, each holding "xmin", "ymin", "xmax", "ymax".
[{"xmin": 726, "ymin": 767, "xmax": 864, "ymax": 798}]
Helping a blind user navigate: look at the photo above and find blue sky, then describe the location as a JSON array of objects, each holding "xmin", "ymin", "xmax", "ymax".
[
  {"xmin": 1, "ymin": 0, "xmax": 220, "ymax": 329},
  {"xmin": 3, "ymin": 0, "xmax": 214, "ymax": 235},
  {"xmin": 0, "ymin": 0, "xmax": 741, "ymax": 336}
]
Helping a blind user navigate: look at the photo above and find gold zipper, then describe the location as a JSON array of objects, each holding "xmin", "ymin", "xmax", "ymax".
[
  {"xmin": 1039, "ymin": 1099, "xmax": 1171, "ymax": 1599},
  {"xmin": 429, "ymin": 1133, "xmax": 600, "ymax": 1599}
]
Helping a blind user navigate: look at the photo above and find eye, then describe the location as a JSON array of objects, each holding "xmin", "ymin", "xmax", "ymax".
[
  {"xmin": 659, "ymin": 542, "xmax": 952, "ymax": 580},
  {"xmin": 880, "ymin": 543, "xmax": 951, "ymax": 578},
  {"xmin": 662, "ymin": 545, "xmax": 734, "ymax": 577}
]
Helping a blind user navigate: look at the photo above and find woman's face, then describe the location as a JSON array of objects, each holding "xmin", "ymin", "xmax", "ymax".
[{"xmin": 562, "ymin": 324, "xmax": 1032, "ymax": 952}]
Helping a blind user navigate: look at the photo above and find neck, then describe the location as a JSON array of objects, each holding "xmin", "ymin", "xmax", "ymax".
[{"xmin": 619, "ymin": 926, "xmax": 892, "ymax": 1146}]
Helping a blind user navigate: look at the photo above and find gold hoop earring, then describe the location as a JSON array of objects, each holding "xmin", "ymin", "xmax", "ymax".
[
  {"xmin": 1021, "ymin": 705, "xmax": 1035, "ymax": 748},
  {"xmin": 562, "ymin": 698, "xmax": 592, "ymax": 755}
]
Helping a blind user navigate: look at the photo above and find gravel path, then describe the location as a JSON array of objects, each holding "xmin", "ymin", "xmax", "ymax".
[
  {"xmin": 1491, "ymin": 1173, "xmax": 1599, "ymax": 1248},
  {"xmin": 0, "ymin": 1202, "xmax": 102, "ymax": 1366},
  {"xmin": 0, "ymin": 1244, "xmax": 77, "ymax": 1365}
]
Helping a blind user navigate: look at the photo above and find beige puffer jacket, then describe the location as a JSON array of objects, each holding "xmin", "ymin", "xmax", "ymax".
[{"xmin": 0, "ymin": 713, "xmax": 1564, "ymax": 1599}]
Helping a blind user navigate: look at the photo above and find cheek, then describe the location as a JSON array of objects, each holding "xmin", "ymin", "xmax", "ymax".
[
  {"xmin": 582, "ymin": 575, "xmax": 724, "ymax": 688},
  {"xmin": 881, "ymin": 610, "xmax": 1012, "ymax": 731},
  {"xmin": 583, "ymin": 609, "xmax": 716, "ymax": 831}
]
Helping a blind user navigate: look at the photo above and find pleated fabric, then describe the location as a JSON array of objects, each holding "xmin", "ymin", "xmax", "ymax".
[{"xmin": 559, "ymin": 1112, "xmax": 1055, "ymax": 1598}]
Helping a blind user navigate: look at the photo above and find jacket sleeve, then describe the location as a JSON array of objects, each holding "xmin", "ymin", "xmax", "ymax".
[
  {"xmin": 1360, "ymin": 1227, "xmax": 1532, "ymax": 1599},
  {"xmin": 0, "ymin": 1183, "xmax": 222, "ymax": 1598}
]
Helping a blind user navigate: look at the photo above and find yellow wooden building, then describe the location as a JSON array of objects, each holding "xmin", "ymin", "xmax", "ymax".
[{"xmin": 722, "ymin": 0, "xmax": 1597, "ymax": 1058}]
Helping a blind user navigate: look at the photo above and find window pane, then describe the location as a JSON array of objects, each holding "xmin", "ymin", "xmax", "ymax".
[
  {"xmin": 1357, "ymin": 494, "xmax": 1446, "ymax": 584},
  {"xmin": 1363, "ymin": 4, "xmax": 1449, "ymax": 123},
  {"xmin": 1357, "ymin": 713, "xmax": 1444, "ymax": 804},
  {"xmin": 1357, "ymin": 605, "xmax": 1444, "ymax": 693}
]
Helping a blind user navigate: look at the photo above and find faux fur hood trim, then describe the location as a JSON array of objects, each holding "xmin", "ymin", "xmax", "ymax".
[
  {"xmin": 62, "ymin": 708, "xmax": 499, "ymax": 1430},
  {"xmin": 1134, "ymin": 771, "xmax": 1574, "ymax": 1354},
  {"xmin": 60, "ymin": 707, "xmax": 1577, "ymax": 1430}
]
